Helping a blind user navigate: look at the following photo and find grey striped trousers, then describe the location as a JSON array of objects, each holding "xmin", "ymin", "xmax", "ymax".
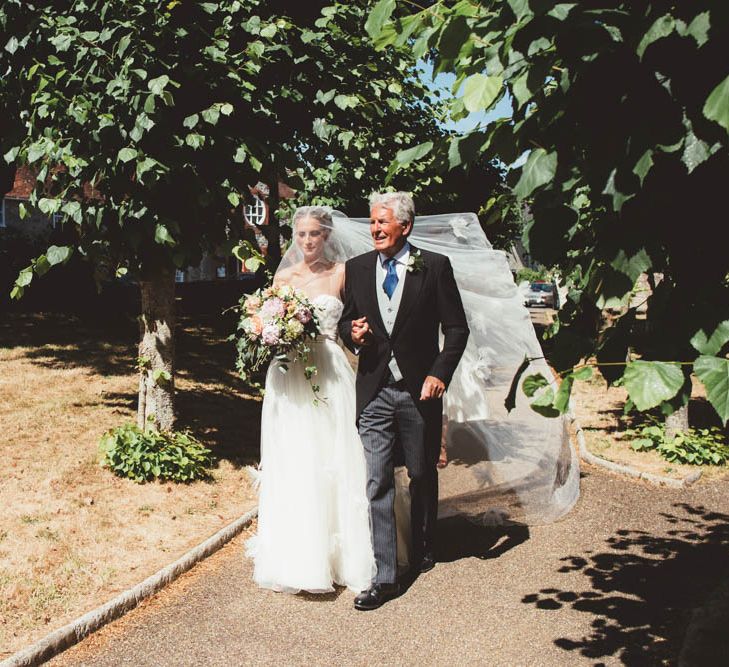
[{"xmin": 358, "ymin": 380, "xmax": 440, "ymax": 584}]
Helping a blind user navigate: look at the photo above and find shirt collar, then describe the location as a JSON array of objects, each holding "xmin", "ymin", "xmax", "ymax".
[{"xmin": 379, "ymin": 241, "xmax": 411, "ymax": 267}]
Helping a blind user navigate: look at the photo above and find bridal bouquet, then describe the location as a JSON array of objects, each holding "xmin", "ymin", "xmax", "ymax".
[{"xmin": 233, "ymin": 284, "xmax": 321, "ymax": 395}]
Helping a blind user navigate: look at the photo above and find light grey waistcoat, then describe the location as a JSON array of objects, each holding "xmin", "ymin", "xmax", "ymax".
[{"xmin": 375, "ymin": 257, "xmax": 407, "ymax": 381}]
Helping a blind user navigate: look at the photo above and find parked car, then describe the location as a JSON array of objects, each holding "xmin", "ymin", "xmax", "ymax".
[{"xmin": 524, "ymin": 281, "xmax": 558, "ymax": 308}]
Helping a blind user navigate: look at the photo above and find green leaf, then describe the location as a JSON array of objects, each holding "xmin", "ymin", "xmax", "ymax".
[
  {"xmin": 5, "ymin": 35, "xmax": 20, "ymax": 55},
  {"xmin": 691, "ymin": 321, "xmax": 729, "ymax": 357},
  {"xmin": 233, "ymin": 146, "xmax": 247, "ymax": 163},
  {"xmin": 334, "ymin": 94, "xmax": 358, "ymax": 110},
  {"xmin": 394, "ymin": 141, "xmax": 433, "ymax": 169},
  {"xmin": 553, "ymin": 375, "xmax": 574, "ymax": 414},
  {"xmin": 185, "ymin": 133, "xmax": 205, "ymax": 149},
  {"xmin": 220, "ymin": 103, "xmax": 233, "ymax": 116},
  {"xmin": 522, "ymin": 373, "xmax": 549, "ymax": 397},
  {"xmin": 147, "ymin": 74, "xmax": 170, "ymax": 95},
  {"xmin": 154, "ymin": 224, "xmax": 175, "ymax": 245},
  {"xmin": 514, "ymin": 149, "xmax": 557, "ymax": 200},
  {"xmin": 462, "ymin": 73, "xmax": 502, "ymax": 113},
  {"xmin": 610, "ymin": 248, "xmax": 651, "ymax": 283},
  {"xmin": 530, "ymin": 386, "xmax": 560, "ymax": 418},
  {"xmin": 694, "ymin": 356, "xmax": 729, "ymax": 425},
  {"xmin": 183, "ymin": 113, "xmax": 199, "ymax": 129},
  {"xmin": 118, "ymin": 147, "xmax": 137, "ymax": 163},
  {"xmin": 703, "ymin": 75, "xmax": 729, "ymax": 134},
  {"xmin": 507, "ymin": 0, "xmax": 532, "ymax": 21},
  {"xmin": 637, "ymin": 14, "xmax": 675, "ymax": 58},
  {"xmin": 201, "ymin": 106, "xmax": 220, "ymax": 125},
  {"xmin": 227, "ymin": 192, "xmax": 240, "ymax": 207},
  {"xmin": 678, "ymin": 11, "xmax": 710, "ymax": 47},
  {"xmin": 633, "ymin": 150, "xmax": 654, "ymax": 185},
  {"xmin": 315, "ymin": 89, "xmax": 336, "ymax": 105},
  {"xmin": 622, "ymin": 361, "xmax": 684, "ymax": 411},
  {"xmin": 573, "ymin": 366, "xmax": 593, "ymax": 381},
  {"xmin": 18, "ymin": 202, "xmax": 27, "ymax": 219},
  {"xmin": 365, "ymin": 0, "xmax": 396, "ymax": 39},
  {"xmin": 16, "ymin": 266, "xmax": 33, "ymax": 288},
  {"xmin": 46, "ymin": 245, "xmax": 72, "ymax": 266}
]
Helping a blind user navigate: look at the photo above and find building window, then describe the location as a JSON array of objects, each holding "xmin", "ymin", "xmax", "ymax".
[
  {"xmin": 243, "ymin": 195, "xmax": 267, "ymax": 227},
  {"xmin": 0, "ymin": 198, "xmax": 5, "ymax": 228},
  {"xmin": 175, "ymin": 270, "xmax": 185, "ymax": 283},
  {"xmin": 51, "ymin": 212, "xmax": 63, "ymax": 229},
  {"xmin": 216, "ymin": 265, "xmax": 227, "ymax": 279}
]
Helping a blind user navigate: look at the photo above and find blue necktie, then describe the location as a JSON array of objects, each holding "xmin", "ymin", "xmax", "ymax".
[{"xmin": 382, "ymin": 257, "xmax": 398, "ymax": 299}]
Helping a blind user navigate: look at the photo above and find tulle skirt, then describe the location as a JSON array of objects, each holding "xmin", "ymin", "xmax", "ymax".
[{"xmin": 246, "ymin": 338, "xmax": 376, "ymax": 593}]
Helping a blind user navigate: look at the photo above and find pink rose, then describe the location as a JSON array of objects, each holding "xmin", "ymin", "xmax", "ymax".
[{"xmin": 295, "ymin": 305, "xmax": 312, "ymax": 324}]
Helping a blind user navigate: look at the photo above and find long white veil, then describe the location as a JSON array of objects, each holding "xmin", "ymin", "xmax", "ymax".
[{"xmin": 279, "ymin": 209, "xmax": 580, "ymax": 526}]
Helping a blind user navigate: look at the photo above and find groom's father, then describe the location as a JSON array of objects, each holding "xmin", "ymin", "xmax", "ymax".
[{"xmin": 339, "ymin": 192, "xmax": 469, "ymax": 610}]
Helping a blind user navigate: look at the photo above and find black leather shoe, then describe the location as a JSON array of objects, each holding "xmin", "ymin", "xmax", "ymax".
[
  {"xmin": 419, "ymin": 552, "xmax": 436, "ymax": 573},
  {"xmin": 354, "ymin": 583, "xmax": 400, "ymax": 611}
]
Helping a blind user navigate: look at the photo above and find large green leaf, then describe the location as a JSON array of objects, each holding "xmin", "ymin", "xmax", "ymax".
[
  {"xmin": 46, "ymin": 245, "xmax": 72, "ymax": 266},
  {"xmin": 395, "ymin": 141, "xmax": 433, "ymax": 168},
  {"xmin": 622, "ymin": 361, "xmax": 684, "ymax": 411},
  {"xmin": 610, "ymin": 248, "xmax": 651, "ymax": 283},
  {"xmin": 694, "ymin": 356, "xmax": 729, "ymax": 425},
  {"xmin": 637, "ymin": 14, "xmax": 674, "ymax": 58},
  {"xmin": 365, "ymin": 0, "xmax": 395, "ymax": 39},
  {"xmin": 691, "ymin": 321, "xmax": 729, "ymax": 357},
  {"xmin": 462, "ymin": 73, "xmax": 502, "ymax": 113},
  {"xmin": 514, "ymin": 148, "xmax": 557, "ymax": 200},
  {"xmin": 703, "ymin": 75, "xmax": 729, "ymax": 133}
]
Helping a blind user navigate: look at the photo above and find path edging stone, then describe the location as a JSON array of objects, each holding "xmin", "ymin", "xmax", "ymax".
[
  {"xmin": 569, "ymin": 412, "xmax": 701, "ymax": 489},
  {"xmin": 1, "ymin": 506, "xmax": 258, "ymax": 667}
]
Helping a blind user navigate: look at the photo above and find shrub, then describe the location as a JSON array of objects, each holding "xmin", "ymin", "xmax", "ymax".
[
  {"xmin": 626, "ymin": 419, "xmax": 729, "ymax": 466},
  {"xmin": 99, "ymin": 423, "xmax": 213, "ymax": 483}
]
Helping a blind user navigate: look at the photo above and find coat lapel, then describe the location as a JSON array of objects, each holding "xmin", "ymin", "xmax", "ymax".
[
  {"xmin": 361, "ymin": 251, "xmax": 386, "ymax": 336},
  {"xmin": 391, "ymin": 245, "xmax": 425, "ymax": 340}
]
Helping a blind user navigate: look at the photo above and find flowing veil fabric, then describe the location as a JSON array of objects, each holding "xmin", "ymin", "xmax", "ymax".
[{"xmin": 274, "ymin": 209, "xmax": 580, "ymax": 526}]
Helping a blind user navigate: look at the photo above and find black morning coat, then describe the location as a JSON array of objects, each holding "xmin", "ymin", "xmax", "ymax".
[{"xmin": 338, "ymin": 246, "xmax": 470, "ymax": 423}]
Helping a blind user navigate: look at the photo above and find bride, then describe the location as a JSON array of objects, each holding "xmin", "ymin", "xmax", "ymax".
[
  {"xmin": 246, "ymin": 206, "xmax": 376, "ymax": 593},
  {"xmin": 247, "ymin": 204, "xmax": 581, "ymax": 594}
]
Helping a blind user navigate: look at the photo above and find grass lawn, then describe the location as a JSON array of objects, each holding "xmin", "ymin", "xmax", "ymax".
[{"xmin": 0, "ymin": 311, "xmax": 259, "ymax": 657}]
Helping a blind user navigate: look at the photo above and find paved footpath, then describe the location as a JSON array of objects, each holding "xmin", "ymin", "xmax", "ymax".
[{"xmin": 50, "ymin": 468, "xmax": 729, "ymax": 667}]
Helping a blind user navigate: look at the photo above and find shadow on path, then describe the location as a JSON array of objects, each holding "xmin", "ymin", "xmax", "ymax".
[
  {"xmin": 436, "ymin": 516, "xmax": 530, "ymax": 563},
  {"xmin": 521, "ymin": 503, "xmax": 729, "ymax": 665}
]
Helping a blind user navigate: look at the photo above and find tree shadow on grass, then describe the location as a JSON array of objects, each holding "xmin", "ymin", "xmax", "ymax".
[
  {"xmin": 0, "ymin": 311, "xmax": 138, "ymax": 377},
  {"xmin": 521, "ymin": 503, "xmax": 729, "ymax": 665}
]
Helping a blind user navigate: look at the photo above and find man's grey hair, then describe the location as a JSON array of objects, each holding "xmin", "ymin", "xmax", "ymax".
[{"xmin": 369, "ymin": 191, "xmax": 415, "ymax": 226}]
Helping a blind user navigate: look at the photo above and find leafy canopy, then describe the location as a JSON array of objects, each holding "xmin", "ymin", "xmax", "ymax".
[{"xmin": 370, "ymin": 0, "xmax": 729, "ymax": 424}]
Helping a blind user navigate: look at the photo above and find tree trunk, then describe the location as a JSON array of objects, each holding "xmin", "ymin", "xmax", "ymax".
[
  {"xmin": 137, "ymin": 266, "xmax": 176, "ymax": 431},
  {"xmin": 665, "ymin": 404, "xmax": 689, "ymax": 438},
  {"xmin": 263, "ymin": 167, "xmax": 282, "ymax": 270}
]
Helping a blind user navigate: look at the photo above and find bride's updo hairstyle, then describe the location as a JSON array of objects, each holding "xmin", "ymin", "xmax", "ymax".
[{"xmin": 292, "ymin": 205, "xmax": 333, "ymax": 239}]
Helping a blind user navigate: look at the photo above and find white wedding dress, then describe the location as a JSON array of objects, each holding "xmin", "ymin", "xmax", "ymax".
[{"xmin": 246, "ymin": 294, "xmax": 376, "ymax": 593}]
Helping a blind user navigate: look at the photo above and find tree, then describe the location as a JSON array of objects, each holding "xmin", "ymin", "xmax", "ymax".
[
  {"xmin": 369, "ymin": 0, "xmax": 729, "ymax": 426},
  {"xmin": 0, "ymin": 0, "xmax": 450, "ymax": 430}
]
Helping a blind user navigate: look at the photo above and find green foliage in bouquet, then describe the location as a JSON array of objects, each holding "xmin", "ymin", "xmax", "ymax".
[
  {"xmin": 99, "ymin": 423, "xmax": 213, "ymax": 483},
  {"xmin": 626, "ymin": 419, "xmax": 729, "ymax": 466}
]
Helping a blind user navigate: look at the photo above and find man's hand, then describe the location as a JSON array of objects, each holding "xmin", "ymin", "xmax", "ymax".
[
  {"xmin": 351, "ymin": 316, "xmax": 372, "ymax": 346},
  {"xmin": 420, "ymin": 375, "xmax": 445, "ymax": 401}
]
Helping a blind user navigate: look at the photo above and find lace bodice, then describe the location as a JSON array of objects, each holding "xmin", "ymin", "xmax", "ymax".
[{"xmin": 312, "ymin": 294, "xmax": 344, "ymax": 339}]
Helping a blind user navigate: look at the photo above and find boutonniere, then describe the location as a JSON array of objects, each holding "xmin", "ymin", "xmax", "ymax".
[{"xmin": 407, "ymin": 250, "xmax": 425, "ymax": 273}]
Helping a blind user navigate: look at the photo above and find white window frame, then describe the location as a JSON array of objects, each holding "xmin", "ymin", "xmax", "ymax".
[
  {"xmin": 0, "ymin": 197, "xmax": 6, "ymax": 228},
  {"xmin": 51, "ymin": 212, "xmax": 63, "ymax": 229}
]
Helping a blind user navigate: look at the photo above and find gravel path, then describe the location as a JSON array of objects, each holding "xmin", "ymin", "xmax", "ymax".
[{"xmin": 50, "ymin": 467, "xmax": 729, "ymax": 667}]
